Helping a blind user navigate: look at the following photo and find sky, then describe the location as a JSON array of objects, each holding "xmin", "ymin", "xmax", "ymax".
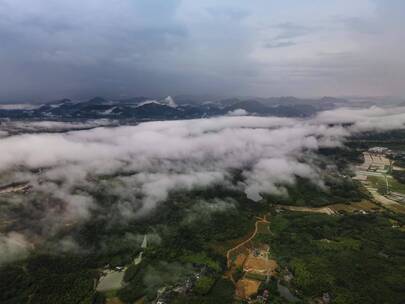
[{"xmin": 0, "ymin": 0, "xmax": 404, "ymax": 102}]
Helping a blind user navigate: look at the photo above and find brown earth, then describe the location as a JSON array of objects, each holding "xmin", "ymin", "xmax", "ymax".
[{"xmin": 235, "ymin": 278, "xmax": 261, "ymax": 300}]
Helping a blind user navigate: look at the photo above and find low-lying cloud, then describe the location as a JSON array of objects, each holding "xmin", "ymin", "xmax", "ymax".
[
  {"xmin": 227, "ymin": 108, "xmax": 249, "ymax": 116},
  {"xmin": 315, "ymin": 106, "xmax": 405, "ymax": 132},
  {"xmin": 0, "ymin": 119, "xmax": 115, "ymax": 136},
  {"xmin": 0, "ymin": 232, "xmax": 30, "ymax": 265},
  {"xmin": 1, "ymin": 106, "xmax": 405, "ymax": 261}
]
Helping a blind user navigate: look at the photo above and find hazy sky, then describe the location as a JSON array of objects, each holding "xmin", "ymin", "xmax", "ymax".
[{"xmin": 0, "ymin": 0, "xmax": 404, "ymax": 101}]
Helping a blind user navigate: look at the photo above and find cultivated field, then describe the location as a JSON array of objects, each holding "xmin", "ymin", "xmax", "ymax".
[
  {"xmin": 235, "ymin": 278, "xmax": 262, "ymax": 299},
  {"xmin": 354, "ymin": 151, "xmax": 405, "ymax": 213},
  {"xmin": 329, "ymin": 200, "xmax": 383, "ymax": 213}
]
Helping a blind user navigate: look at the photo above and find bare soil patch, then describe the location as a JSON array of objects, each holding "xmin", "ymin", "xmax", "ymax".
[{"xmin": 235, "ymin": 278, "xmax": 261, "ymax": 299}]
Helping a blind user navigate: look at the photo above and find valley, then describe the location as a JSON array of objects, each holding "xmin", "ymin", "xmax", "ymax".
[
  {"xmin": 1, "ymin": 112, "xmax": 405, "ymax": 304},
  {"xmin": 1, "ymin": 1, "xmax": 405, "ymax": 303}
]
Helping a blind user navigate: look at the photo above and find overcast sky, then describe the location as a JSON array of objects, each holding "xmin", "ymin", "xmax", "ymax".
[{"xmin": 0, "ymin": 0, "xmax": 404, "ymax": 102}]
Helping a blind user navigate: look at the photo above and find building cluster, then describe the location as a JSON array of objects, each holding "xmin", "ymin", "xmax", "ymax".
[
  {"xmin": 235, "ymin": 245, "xmax": 278, "ymax": 302},
  {"xmin": 255, "ymin": 289, "xmax": 270, "ymax": 303},
  {"xmin": 155, "ymin": 265, "xmax": 210, "ymax": 304},
  {"xmin": 368, "ymin": 147, "xmax": 392, "ymax": 155}
]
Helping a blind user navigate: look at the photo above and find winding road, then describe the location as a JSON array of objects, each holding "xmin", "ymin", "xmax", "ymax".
[{"xmin": 226, "ymin": 215, "xmax": 269, "ymax": 269}]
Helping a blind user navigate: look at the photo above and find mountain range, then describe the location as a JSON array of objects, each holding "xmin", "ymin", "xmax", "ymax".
[{"xmin": 0, "ymin": 96, "xmax": 349, "ymax": 121}]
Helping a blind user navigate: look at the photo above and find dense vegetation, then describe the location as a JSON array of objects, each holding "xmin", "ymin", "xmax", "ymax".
[
  {"xmin": 267, "ymin": 212, "xmax": 405, "ymax": 304},
  {"xmin": 0, "ymin": 185, "xmax": 261, "ymax": 304},
  {"xmin": 349, "ymin": 130, "xmax": 405, "ymax": 151},
  {"xmin": 392, "ymin": 170, "xmax": 405, "ymax": 184},
  {"xmin": 0, "ymin": 255, "xmax": 98, "ymax": 304},
  {"xmin": 264, "ymin": 175, "xmax": 368, "ymax": 207}
]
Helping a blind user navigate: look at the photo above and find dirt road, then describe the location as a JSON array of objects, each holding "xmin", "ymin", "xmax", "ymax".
[
  {"xmin": 281, "ymin": 205, "xmax": 336, "ymax": 215},
  {"xmin": 226, "ymin": 216, "xmax": 269, "ymax": 269}
]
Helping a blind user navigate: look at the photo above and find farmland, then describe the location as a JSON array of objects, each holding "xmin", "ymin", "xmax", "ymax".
[{"xmin": 351, "ymin": 149, "xmax": 405, "ymax": 213}]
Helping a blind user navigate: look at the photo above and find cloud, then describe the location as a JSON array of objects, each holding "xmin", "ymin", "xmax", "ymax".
[
  {"xmin": 264, "ymin": 41, "xmax": 296, "ymax": 49},
  {"xmin": 244, "ymin": 158, "xmax": 321, "ymax": 201},
  {"xmin": 271, "ymin": 22, "xmax": 315, "ymax": 40},
  {"xmin": 131, "ymin": 171, "xmax": 227, "ymax": 215},
  {"xmin": 227, "ymin": 108, "xmax": 249, "ymax": 116},
  {"xmin": 0, "ymin": 232, "xmax": 31, "ymax": 265},
  {"xmin": 315, "ymin": 106, "xmax": 405, "ymax": 132},
  {"xmin": 0, "ymin": 0, "xmax": 187, "ymax": 101},
  {"xmin": 1, "ymin": 106, "xmax": 405, "ymax": 257},
  {"xmin": 0, "ymin": 104, "xmax": 39, "ymax": 110},
  {"xmin": 0, "ymin": 130, "xmax": 8, "ymax": 138},
  {"xmin": 0, "ymin": 119, "xmax": 115, "ymax": 135},
  {"xmin": 182, "ymin": 198, "xmax": 236, "ymax": 225},
  {"xmin": 0, "ymin": 1, "xmax": 404, "ymax": 100}
]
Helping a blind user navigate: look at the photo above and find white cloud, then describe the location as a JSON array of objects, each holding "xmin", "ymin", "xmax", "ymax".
[
  {"xmin": 227, "ymin": 108, "xmax": 249, "ymax": 116},
  {"xmin": 1, "ymin": 108, "xmax": 404, "ymax": 211},
  {"xmin": 315, "ymin": 106, "xmax": 405, "ymax": 132},
  {"xmin": 0, "ymin": 130, "xmax": 8, "ymax": 138},
  {"xmin": 244, "ymin": 158, "xmax": 320, "ymax": 201},
  {"xmin": 1, "ymin": 106, "xmax": 405, "ymax": 253},
  {"xmin": 0, "ymin": 232, "xmax": 31, "ymax": 265},
  {"xmin": 0, "ymin": 104, "xmax": 40, "ymax": 110},
  {"xmin": 0, "ymin": 119, "xmax": 114, "ymax": 133}
]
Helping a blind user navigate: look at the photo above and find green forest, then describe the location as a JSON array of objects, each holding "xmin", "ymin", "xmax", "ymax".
[{"xmin": 268, "ymin": 212, "xmax": 405, "ymax": 304}]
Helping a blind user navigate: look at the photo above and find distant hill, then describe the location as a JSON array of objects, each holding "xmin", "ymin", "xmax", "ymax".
[
  {"xmin": 224, "ymin": 99, "xmax": 318, "ymax": 117},
  {"xmin": 225, "ymin": 100, "xmax": 271, "ymax": 114},
  {"xmin": 0, "ymin": 96, "xmax": 349, "ymax": 121}
]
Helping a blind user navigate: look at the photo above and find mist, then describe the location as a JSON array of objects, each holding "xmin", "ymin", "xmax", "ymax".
[{"xmin": 1, "ymin": 106, "xmax": 405, "ymax": 264}]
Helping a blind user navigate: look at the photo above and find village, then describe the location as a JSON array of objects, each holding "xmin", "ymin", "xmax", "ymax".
[
  {"xmin": 233, "ymin": 244, "xmax": 277, "ymax": 303},
  {"xmin": 225, "ymin": 216, "xmax": 300, "ymax": 304},
  {"xmin": 95, "ymin": 216, "xmax": 297, "ymax": 304},
  {"xmin": 96, "ymin": 234, "xmax": 217, "ymax": 304},
  {"xmin": 354, "ymin": 147, "xmax": 405, "ymax": 213}
]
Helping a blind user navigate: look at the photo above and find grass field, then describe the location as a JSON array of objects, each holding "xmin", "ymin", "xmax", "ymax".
[
  {"xmin": 96, "ymin": 270, "xmax": 125, "ymax": 292},
  {"xmin": 368, "ymin": 175, "xmax": 405, "ymax": 195},
  {"xmin": 330, "ymin": 200, "xmax": 383, "ymax": 213},
  {"xmin": 368, "ymin": 175, "xmax": 389, "ymax": 194},
  {"xmin": 387, "ymin": 176, "xmax": 405, "ymax": 194}
]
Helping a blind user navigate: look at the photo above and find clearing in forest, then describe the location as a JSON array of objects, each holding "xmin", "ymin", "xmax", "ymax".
[{"xmin": 235, "ymin": 278, "xmax": 262, "ymax": 299}]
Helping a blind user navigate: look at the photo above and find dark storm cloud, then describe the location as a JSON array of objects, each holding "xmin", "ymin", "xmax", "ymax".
[
  {"xmin": 0, "ymin": 0, "xmax": 189, "ymax": 101},
  {"xmin": 0, "ymin": 0, "xmax": 404, "ymax": 101}
]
